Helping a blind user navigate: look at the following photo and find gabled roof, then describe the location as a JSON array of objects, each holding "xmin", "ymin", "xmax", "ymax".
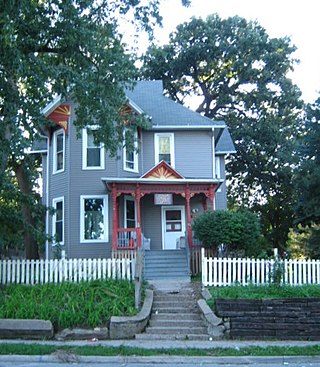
[
  {"xmin": 125, "ymin": 80, "xmax": 225, "ymax": 129},
  {"xmin": 141, "ymin": 161, "xmax": 184, "ymax": 180}
]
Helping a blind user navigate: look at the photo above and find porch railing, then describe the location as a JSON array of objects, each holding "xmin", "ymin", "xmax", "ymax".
[{"xmin": 116, "ymin": 228, "xmax": 139, "ymax": 249}]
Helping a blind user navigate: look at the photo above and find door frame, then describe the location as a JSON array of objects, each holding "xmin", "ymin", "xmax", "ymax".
[
  {"xmin": 124, "ymin": 195, "xmax": 136, "ymax": 228},
  {"xmin": 161, "ymin": 205, "xmax": 186, "ymax": 250}
]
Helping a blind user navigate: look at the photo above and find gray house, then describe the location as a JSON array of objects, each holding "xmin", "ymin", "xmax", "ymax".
[{"xmin": 39, "ymin": 80, "xmax": 235, "ymax": 263}]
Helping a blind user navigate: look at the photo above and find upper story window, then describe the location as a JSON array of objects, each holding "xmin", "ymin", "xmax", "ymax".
[
  {"xmin": 82, "ymin": 128, "xmax": 105, "ymax": 170},
  {"xmin": 80, "ymin": 195, "xmax": 108, "ymax": 243},
  {"xmin": 154, "ymin": 133, "xmax": 175, "ymax": 167},
  {"xmin": 123, "ymin": 131, "xmax": 138, "ymax": 173},
  {"xmin": 52, "ymin": 197, "xmax": 64, "ymax": 245},
  {"xmin": 53, "ymin": 129, "xmax": 65, "ymax": 174}
]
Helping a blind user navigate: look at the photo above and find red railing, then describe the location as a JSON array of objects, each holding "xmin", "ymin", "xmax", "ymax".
[{"xmin": 115, "ymin": 228, "xmax": 141, "ymax": 249}]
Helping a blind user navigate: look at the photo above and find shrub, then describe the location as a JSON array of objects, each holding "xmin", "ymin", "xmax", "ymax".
[{"xmin": 192, "ymin": 209, "xmax": 261, "ymax": 256}]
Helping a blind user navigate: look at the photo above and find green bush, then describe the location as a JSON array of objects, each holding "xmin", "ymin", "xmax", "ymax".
[
  {"xmin": 192, "ymin": 209, "xmax": 261, "ymax": 256},
  {"xmin": 0, "ymin": 279, "xmax": 136, "ymax": 331}
]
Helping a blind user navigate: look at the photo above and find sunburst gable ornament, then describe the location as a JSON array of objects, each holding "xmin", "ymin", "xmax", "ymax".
[{"xmin": 142, "ymin": 161, "xmax": 184, "ymax": 180}]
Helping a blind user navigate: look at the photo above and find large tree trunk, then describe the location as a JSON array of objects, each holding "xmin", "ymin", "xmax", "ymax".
[{"xmin": 14, "ymin": 161, "xmax": 40, "ymax": 260}]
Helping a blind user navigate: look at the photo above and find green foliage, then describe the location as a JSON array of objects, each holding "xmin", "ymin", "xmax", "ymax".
[
  {"xmin": 209, "ymin": 284, "xmax": 320, "ymax": 300},
  {"xmin": 295, "ymin": 97, "xmax": 320, "ymax": 225},
  {"xmin": 141, "ymin": 14, "xmax": 303, "ymax": 251},
  {"xmin": 0, "ymin": 280, "xmax": 136, "ymax": 330},
  {"xmin": 192, "ymin": 209, "xmax": 261, "ymax": 256}
]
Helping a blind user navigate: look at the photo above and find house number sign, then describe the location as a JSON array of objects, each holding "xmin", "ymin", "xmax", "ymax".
[{"xmin": 154, "ymin": 193, "xmax": 173, "ymax": 205}]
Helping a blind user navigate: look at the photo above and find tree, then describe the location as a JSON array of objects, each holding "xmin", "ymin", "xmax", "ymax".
[
  {"xmin": 0, "ymin": 0, "xmax": 189, "ymax": 258},
  {"xmin": 294, "ymin": 97, "xmax": 320, "ymax": 256},
  {"xmin": 192, "ymin": 209, "xmax": 262, "ymax": 256},
  {"xmin": 141, "ymin": 14, "xmax": 303, "ymax": 250}
]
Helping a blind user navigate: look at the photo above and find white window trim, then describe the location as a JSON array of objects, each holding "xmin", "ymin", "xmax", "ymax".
[
  {"xmin": 52, "ymin": 129, "xmax": 65, "ymax": 174},
  {"xmin": 154, "ymin": 132, "xmax": 175, "ymax": 168},
  {"xmin": 123, "ymin": 132, "xmax": 139, "ymax": 173},
  {"xmin": 124, "ymin": 195, "xmax": 136, "ymax": 228},
  {"xmin": 80, "ymin": 195, "xmax": 108, "ymax": 243},
  {"xmin": 52, "ymin": 196, "xmax": 64, "ymax": 246},
  {"xmin": 82, "ymin": 128, "xmax": 105, "ymax": 170}
]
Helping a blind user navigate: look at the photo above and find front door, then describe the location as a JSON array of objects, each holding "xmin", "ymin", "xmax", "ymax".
[{"xmin": 161, "ymin": 206, "xmax": 186, "ymax": 250}]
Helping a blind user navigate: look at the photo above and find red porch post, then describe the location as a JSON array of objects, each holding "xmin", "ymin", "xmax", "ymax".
[
  {"xmin": 136, "ymin": 184, "xmax": 142, "ymax": 247},
  {"xmin": 185, "ymin": 184, "xmax": 193, "ymax": 248},
  {"xmin": 111, "ymin": 183, "xmax": 118, "ymax": 250},
  {"xmin": 209, "ymin": 184, "xmax": 215, "ymax": 211}
]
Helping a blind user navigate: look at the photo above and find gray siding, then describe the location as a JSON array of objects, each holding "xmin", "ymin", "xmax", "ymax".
[{"xmin": 141, "ymin": 130, "xmax": 213, "ymax": 178}]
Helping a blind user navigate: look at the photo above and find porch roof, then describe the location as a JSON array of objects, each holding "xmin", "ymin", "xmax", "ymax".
[{"xmin": 101, "ymin": 177, "xmax": 223, "ymax": 185}]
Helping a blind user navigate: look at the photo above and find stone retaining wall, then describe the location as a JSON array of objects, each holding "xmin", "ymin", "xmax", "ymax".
[{"xmin": 215, "ymin": 298, "xmax": 320, "ymax": 340}]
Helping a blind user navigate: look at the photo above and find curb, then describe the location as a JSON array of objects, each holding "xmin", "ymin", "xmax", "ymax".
[{"xmin": 1, "ymin": 354, "xmax": 320, "ymax": 365}]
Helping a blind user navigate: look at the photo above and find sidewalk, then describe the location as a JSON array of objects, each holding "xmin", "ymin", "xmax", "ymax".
[
  {"xmin": 1, "ymin": 338, "xmax": 320, "ymax": 365},
  {"xmin": 1, "ymin": 338, "xmax": 320, "ymax": 349}
]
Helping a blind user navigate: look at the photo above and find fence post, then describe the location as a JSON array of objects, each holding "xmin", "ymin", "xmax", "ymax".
[{"xmin": 201, "ymin": 248, "xmax": 207, "ymax": 286}]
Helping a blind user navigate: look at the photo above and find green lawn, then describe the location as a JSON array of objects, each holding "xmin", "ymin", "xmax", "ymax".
[{"xmin": 1, "ymin": 343, "xmax": 320, "ymax": 357}]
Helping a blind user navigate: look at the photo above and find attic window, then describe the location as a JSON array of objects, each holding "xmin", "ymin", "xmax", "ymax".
[{"xmin": 154, "ymin": 133, "xmax": 175, "ymax": 168}]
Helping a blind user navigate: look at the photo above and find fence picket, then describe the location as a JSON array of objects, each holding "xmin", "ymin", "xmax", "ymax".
[{"xmin": 201, "ymin": 256, "xmax": 320, "ymax": 287}]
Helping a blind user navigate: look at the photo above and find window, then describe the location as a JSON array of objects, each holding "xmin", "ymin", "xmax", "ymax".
[
  {"xmin": 80, "ymin": 195, "xmax": 108, "ymax": 242},
  {"xmin": 53, "ymin": 130, "xmax": 65, "ymax": 174},
  {"xmin": 154, "ymin": 133, "xmax": 175, "ymax": 167},
  {"xmin": 52, "ymin": 197, "xmax": 64, "ymax": 245},
  {"xmin": 123, "ymin": 131, "xmax": 138, "ymax": 172},
  {"xmin": 82, "ymin": 128, "xmax": 105, "ymax": 169}
]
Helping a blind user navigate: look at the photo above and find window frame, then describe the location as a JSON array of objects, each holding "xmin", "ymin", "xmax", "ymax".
[
  {"xmin": 52, "ymin": 129, "xmax": 65, "ymax": 174},
  {"xmin": 52, "ymin": 196, "xmax": 64, "ymax": 246},
  {"xmin": 123, "ymin": 131, "xmax": 139, "ymax": 173},
  {"xmin": 82, "ymin": 127, "xmax": 105, "ymax": 170},
  {"xmin": 80, "ymin": 195, "xmax": 108, "ymax": 243},
  {"xmin": 154, "ymin": 132, "xmax": 175, "ymax": 168}
]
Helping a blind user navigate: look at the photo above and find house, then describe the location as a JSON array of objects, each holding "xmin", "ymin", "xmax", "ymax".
[{"xmin": 39, "ymin": 80, "xmax": 235, "ymax": 263}]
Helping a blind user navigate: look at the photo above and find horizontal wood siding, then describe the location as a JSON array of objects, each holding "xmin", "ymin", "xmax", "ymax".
[
  {"xmin": 141, "ymin": 130, "xmax": 213, "ymax": 178},
  {"xmin": 175, "ymin": 130, "xmax": 213, "ymax": 178},
  {"xmin": 141, "ymin": 195, "xmax": 162, "ymax": 250}
]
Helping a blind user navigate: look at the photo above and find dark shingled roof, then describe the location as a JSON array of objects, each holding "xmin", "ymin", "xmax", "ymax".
[
  {"xmin": 126, "ymin": 80, "xmax": 235, "ymax": 154},
  {"xmin": 126, "ymin": 80, "xmax": 225, "ymax": 128},
  {"xmin": 216, "ymin": 128, "xmax": 236, "ymax": 154}
]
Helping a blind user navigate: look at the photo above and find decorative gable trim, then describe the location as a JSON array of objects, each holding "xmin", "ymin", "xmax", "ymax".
[
  {"xmin": 141, "ymin": 160, "xmax": 184, "ymax": 180},
  {"xmin": 47, "ymin": 104, "xmax": 70, "ymax": 133}
]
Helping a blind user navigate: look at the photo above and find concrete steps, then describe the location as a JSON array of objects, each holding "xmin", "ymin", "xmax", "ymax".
[
  {"xmin": 144, "ymin": 250, "xmax": 190, "ymax": 280},
  {"xmin": 135, "ymin": 283, "xmax": 210, "ymax": 341}
]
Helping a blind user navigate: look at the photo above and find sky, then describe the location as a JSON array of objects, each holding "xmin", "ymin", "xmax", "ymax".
[{"xmin": 144, "ymin": 0, "xmax": 320, "ymax": 103}]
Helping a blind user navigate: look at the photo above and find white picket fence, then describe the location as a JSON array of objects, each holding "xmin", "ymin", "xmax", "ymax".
[
  {"xmin": 0, "ymin": 258, "xmax": 135, "ymax": 285},
  {"xmin": 201, "ymin": 248, "xmax": 320, "ymax": 287}
]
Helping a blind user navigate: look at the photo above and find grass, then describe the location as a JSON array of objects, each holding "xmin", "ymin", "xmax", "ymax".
[
  {"xmin": 1, "ymin": 343, "xmax": 320, "ymax": 357},
  {"xmin": 209, "ymin": 284, "xmax": 320, "ymax": 300},
  {"xmin": 0, "ymin": 279, "xmax": 136, "ymax": 330}
]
